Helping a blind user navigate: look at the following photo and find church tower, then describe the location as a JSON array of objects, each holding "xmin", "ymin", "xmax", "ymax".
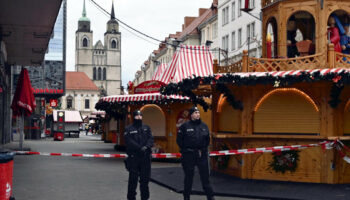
[
  {"xmin": 75, "ymin": 0, "xmax": 93, "ymax": 72},
  {"xmin": 75, "ymin": 0, "xmax": 121, "ymax": 96},
  {"xmin": 102, "ymin": 0, "xmax": 121, "ymax": 95}
]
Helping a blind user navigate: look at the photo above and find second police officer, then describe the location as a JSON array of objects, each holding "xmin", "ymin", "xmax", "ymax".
[
  {"xmin": 177, "ymin": 106, "xmax": 215, "ymax": 200},
  {"xmin": 124, "ymin": 110, "xmax": 154, "ymax": 200}
]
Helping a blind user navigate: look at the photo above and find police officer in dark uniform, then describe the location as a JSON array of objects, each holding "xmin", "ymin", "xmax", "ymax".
[
  {"xmin": 124, "ymin": 110, "xmax": 154, "ymax": 200},
  {"xmin": 177, "ymin": 106, "xmax": 215, "ymax": 200}
]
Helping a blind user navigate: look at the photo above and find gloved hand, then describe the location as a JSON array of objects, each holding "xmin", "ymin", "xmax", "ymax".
[
  {"xmin": 140, "ymin": 146, "xmax": 148, "ymax": 156},
  {"xmin": 140, "ymin": 146, "xmax": 148, "ymax": 152}
]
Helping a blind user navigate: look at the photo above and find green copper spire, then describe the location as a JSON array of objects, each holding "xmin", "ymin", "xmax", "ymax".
[
  {"xmin": 111, "ymin": 0, "xmax": 115, "ymax": 20},
  {"xmin": 79, "ymin": 0, "xmax": 90, "ymax": 22}
]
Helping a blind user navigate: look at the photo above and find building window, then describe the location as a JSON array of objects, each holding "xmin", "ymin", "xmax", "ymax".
[
  {"xmin": 98, "ymin": 67, "xmax": 101, "ymax": 80},
  {"xmin": 93, "ymin": 67, "xmax": 96, "ymax": 80},
  {"xmin": 103, "ymin": 68, "xmax": 106, "ymax": 80},
  {"xmin": 222, "ymin": 6, "xmax": 229, "ymax": 26},
  {"xmin": 238, "ymin": 28, "xmax": 242, "ymax": 47},
  {"xmin": 202, "ymin": 30, "xmax": 205, "ymax": 43},
  {"xmin": 231, "ymin": 31, "xmax": 236, "ymax": 50},
  {"xmin": 222, "ymin": 35, "xmax": 229, "ymax": 52},
  {"xmin": 82, "ymin": 38, "xmax": 88, "ymax": 47},
  {"xmin": 232, "ymin": 1, "xmax": 236, "ymax": 21},
  {"xmin": 238, "ymin": 0, "xmax": 242, "ymax": 17},
  {"xmin": 206, "ymin": 27, "xmax": 210, "ymax": 40},
  {"xmin": 250, "ymin": 0, "xmax": 255, "ymax": 9},
  {"xmin": 111, "ymin": 40, "xmax": 117, "ymax": 49},
  {"xmin": 247, "ymin": 22, "xmax": 255, "ymax": 43},
  {"xmin": 67, "ymin": 97, "xmax": 72, "ymax": 109},
  {"xmin": 85, "ymin": 99, "xmax": 90, "ymax": 109},
  {"xmin": 247, "ymin": 24, "xmax": 250, "ymax": 42},
  {"xmin": 212, "ymin": 22, "xmax": 218, "ymax": 38}
]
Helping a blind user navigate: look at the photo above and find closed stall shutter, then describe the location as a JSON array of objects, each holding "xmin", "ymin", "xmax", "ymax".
[
  {"xmin": 218, "ymin": 100, "xmax": 239, "ymax": 133},
  {"xmin": 254, "ymin": 91, "xmax": 319, "ymax": 134}
]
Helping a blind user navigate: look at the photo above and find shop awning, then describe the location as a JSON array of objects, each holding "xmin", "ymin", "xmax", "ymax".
[
  {"xmin": 214, "ymin": 68, "xmax": 347, "ymax": 79},
  {"xmin": 161, "ymin": 68, "xmax": 350, "ymax": 99},
  {"xmin": 152, "ymin": 63, "xmax": 167, "ymax": 81},
  {"xmin": 159, "ymin": 45, "xmax": 213, "ymax": 84},
  {"xmin": 0, "ymin": 0, "xmax": 63, "ymax": 66},
  {"xmin": 53, "ymin": 110, "xmax": 83, "ymax": 123},
  {"xmin": 101, "ymin": 93, "xmax": 189, "ymax": 103},
  {"xmin": 90, "ymin": 111, "xmax": 105, "ymax": 119}
]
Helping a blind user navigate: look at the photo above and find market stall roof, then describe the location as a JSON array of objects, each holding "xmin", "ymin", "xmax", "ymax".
[
  {"xmin": 53, "ymin": 110, "xmax": 83, "ymax": 123},
  {"xmin": 152, "ymin": 63, "xmax": 167, "ymax": 81},
  {"xmin": 158, "ymin": 45, "xmax": 213, "ymax": 84},
  {"xmin": 161, "ymin": 68, "xmax": 350, "ymax": 99},
  {"xmin": 101, "ymin": 93, "xmax": 189, "ymax": 103},
  {"xmin": 89, "ymin": 111, "xmax": 106, "ymax": 119},
  {"xmin": 213, "ymin": 68, "xmax": 347, "ymax": 79}
]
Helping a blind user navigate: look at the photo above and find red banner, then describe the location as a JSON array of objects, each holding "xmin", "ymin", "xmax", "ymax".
[{"xmin": 134, "ymin": 80, "xmax": 165, "ymax": 94}]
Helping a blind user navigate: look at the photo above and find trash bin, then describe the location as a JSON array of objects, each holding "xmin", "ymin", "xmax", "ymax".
[{"xmin": 0, "ymin": 150, "xmax": 15, "ymax": 200}]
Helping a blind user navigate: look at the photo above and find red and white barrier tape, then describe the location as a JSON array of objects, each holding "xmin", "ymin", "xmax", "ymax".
[
  {"xmin": 333, "ymin": 139, "xmax": 350, "ymax": 163},
  {"xmin": 15, "ymin": 140, "xmax": 335, "ymax": 159}
]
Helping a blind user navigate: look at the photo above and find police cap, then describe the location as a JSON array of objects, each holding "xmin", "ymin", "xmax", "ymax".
[
  {"xmin": 189, "ymin": 106, "xmax": 200, "ymax": 115},
  {"xmin": 133, "ymin": 110, "xmax": 142, "ymax": 117}
]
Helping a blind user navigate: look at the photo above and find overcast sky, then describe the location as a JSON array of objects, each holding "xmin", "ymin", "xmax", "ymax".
[{"xmin": 66, "ymin": 0, "xmax": 213, "ymax": 87}]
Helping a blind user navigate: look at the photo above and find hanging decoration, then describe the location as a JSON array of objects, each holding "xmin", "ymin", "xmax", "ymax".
[
  {"xmin": 215, "ymin": 84, "xmax": 243, "ymax": 110},
  {"xmin": 268, "ymin": 150, "xmax": 300, "ymax": 174},
  {"xmin": 160, "ymin": 70, "xmax": 350, "ymax": 109}
]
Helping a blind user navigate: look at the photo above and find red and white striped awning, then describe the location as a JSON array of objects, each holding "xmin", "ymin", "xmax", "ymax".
[
  {"xmin": 159, "ymin": 45, "xmax": 213, "ymax": 84},
  {"xmin": 152, "ymin": 63, "xmax": 167, "ymax": 81},
  {"xmin": 215, "ymin": 68, "xmax": 349, "ymax": 79},
  {"xmin": 101, "ymin": 93, "xmax": 189, "ymax": 103}
]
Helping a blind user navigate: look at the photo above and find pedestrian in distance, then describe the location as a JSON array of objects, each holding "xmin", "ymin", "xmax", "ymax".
[
  {"xmin": 85, "ymin": 124, "xmax": 89, "ymax": 135},
  {"xmin": 124, "ymin": 110, "xmax": 154, "ymax": 200},
  {"xmin": 177, "ymin": 106, "xmax": 215, "ymax": 200}
]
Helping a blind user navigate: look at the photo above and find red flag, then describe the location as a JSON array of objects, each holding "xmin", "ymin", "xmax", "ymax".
[{"xmin": 11, "ymin": 68, "xmax": 36, "ymax": 117}]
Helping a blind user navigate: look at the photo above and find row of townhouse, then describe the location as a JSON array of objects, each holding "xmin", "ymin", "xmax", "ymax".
[{"xmin": 133, "ymin": 0, "xmax": 262, "ymax": 86}]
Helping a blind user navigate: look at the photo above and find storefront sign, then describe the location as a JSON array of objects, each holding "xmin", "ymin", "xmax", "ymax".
[
  {"xmin": 50, "ymin": 99, "xmax": 58, "ymax": 107},
  {"xmin": 134, "ymin": 80, "xmax": 165, "ymax": 94}
]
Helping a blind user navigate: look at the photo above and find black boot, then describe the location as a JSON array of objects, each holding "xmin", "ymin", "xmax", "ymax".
[
  {"xmin": 207, "ymin": 196, "xmax": 215, "ymax": 200},
  {"xmin": 184, "ymin": 195, "xmax": 190, "ymax": 200}
]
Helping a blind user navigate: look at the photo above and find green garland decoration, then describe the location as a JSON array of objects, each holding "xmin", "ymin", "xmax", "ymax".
[
  {"xmin": 268, "ymin": 150, "xmax": 299, "ymax": 174},
  {"xmin": 160, "ymin": 71, "xmax": 350, "ymax": 109},
  {"xmin": 215, "ymin": 84, "xmax": 243, "ymax": 110},
  {"xmin": 214, "ymin": 143, "xmax": 230, "ymax": 170}
]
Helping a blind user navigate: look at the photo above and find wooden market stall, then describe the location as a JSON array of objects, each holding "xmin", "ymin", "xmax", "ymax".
[
  {"xmin": 95, "ymin": 45, "xmax": 214, "ymax": 153},
  {"xmin": 161, "ymin": 0, "xmax": 350, "ymax": 183}
]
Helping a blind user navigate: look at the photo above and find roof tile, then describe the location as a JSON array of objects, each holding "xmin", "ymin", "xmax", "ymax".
[{"xmin": 66, "ymin": 72, "xmax": 99, "ymax": 91}]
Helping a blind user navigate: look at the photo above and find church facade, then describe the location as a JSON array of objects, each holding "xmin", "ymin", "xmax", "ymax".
[{"xmin": 75, "ymin": 0, "xmax": 121, "ymax": 96}]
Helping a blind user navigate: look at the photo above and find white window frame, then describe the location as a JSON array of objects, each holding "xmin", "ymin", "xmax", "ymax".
[
  {"xmin": 238, "ymin": 28, "xmax": 242, "ymax": 47},
  {"xmin": 231, "ymin": 31, "xmax": 236, "ymax": 51},
  {"xmin": 212, "ymin": 22, "xmax": 218, "ymax": 38},
  {"xmin": 238, "ymin": 0, "xmax": 242, "ymax": 17},
  {"xmin": 231, "ymin": 1, "xmax": 236, "ymax": 21},
  {"xmin": 222, "ymin": 35, "xmax": 229, "ymax": 52},
  {"xmin": 222, "ymin": 6, "xmax": 229, "ymax": 26},
  {"xmin": 250, "ymin": 0, "xmax": 255, "ymax": 9}
]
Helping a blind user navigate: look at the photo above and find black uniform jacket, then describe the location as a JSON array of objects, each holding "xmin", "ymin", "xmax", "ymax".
[
  {"xmin": 177, "ymin": 119, "xmax": 210, "ymax": 153},
  {"xmin": 124, "ymin": 123, "xmax": 154, "ymax": 155}
]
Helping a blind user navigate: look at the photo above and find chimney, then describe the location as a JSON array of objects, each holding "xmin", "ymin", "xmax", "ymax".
[
  {"xmin": 184, "ymin": 16, "xmax": 197, "ymax": 29},
  {"xmin": 199, "ymin": 8, "xmax": 208, "ymax": 16}
]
